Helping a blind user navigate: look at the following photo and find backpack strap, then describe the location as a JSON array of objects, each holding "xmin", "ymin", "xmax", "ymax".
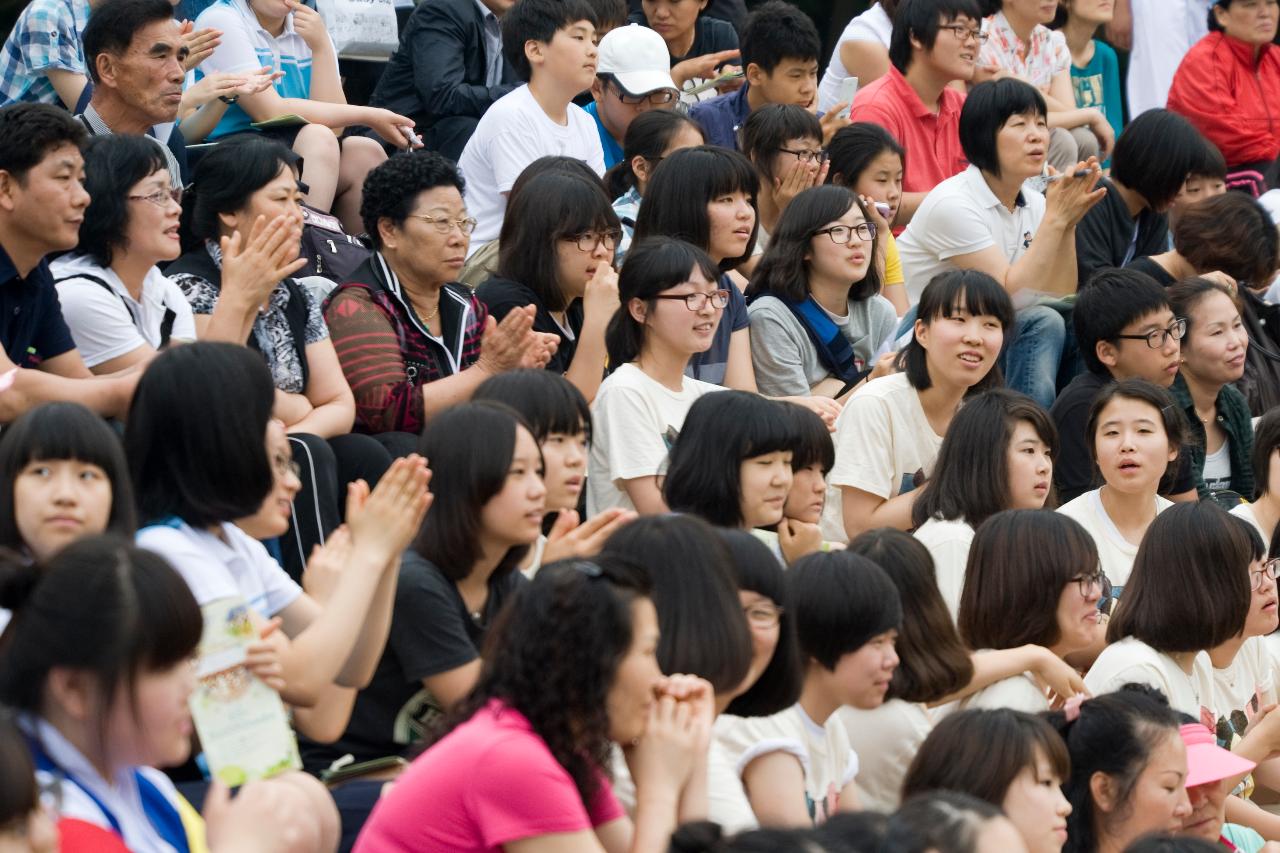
[
  {"xmin": 56, "ymin": 272, "xmax": 179, "ymax": 348},
  {"xmin": 750, "ymin": 292, "xmax": 870, "ymax": 387}
]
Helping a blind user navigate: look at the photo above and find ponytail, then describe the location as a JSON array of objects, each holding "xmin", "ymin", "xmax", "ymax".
[{"xmin": 605, "ymin": 110, "xmax": 705, "ymax": 200}]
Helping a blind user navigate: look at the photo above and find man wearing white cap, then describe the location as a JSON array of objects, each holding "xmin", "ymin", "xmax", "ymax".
[{"xmin": 584, "ymin": 23, "xmax": 679, "ymax": 168}]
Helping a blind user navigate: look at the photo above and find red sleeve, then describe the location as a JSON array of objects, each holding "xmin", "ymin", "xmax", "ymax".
[
  {"xmin": 323, "ymin": 286, "xmax": 425, "ymax": 435},
  {"xmin": 1167, "ymin": 43, "xmax": 1280, "ymax": 166}
]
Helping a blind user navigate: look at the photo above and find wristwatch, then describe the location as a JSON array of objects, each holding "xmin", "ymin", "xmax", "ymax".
[{"xmin": 218, "ymin": 94, "xmax": 239, "ymax": 104}]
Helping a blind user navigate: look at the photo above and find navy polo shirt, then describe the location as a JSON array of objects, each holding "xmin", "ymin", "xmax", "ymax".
[
  {"xmin": 688, "ymin": 83, "xmax": 751, "ymax": 150},
  {"xmin": 0, "ymin": 244, "xmax": 76, "ymax": 368}
]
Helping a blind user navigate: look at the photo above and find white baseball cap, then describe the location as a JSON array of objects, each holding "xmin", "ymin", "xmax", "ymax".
[{"xmin": 597, "ymin": 24, "xmax": 678, "ymax": 96}]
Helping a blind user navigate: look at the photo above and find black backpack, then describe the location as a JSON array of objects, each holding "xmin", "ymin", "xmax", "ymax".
[{"xmin": 298, "ymin": 204, "xmax": 371, "ymax": 283}]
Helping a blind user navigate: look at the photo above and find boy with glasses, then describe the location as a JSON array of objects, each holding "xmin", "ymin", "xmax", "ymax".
[{"xmin": 585, "ymin": 24, "xmax": 680, "ymax": 168}]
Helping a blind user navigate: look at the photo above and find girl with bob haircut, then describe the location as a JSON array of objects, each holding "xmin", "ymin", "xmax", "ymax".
[
  {"xmin": 1166, "ymin": 278, "xmax": 1253, "ymax": 504},
  {"xmin": 127, "ymin": 343, "xmax": 431, "ymax": 711},
  {"xmin": 632, "ymin": 146, "xmax": 759, "ymax": 388},
  {"xmin": 473, "ymin": 369, "xmax": 634, "ymax": 575},
  {"xmin": 822, "ymin": 269, "xmax": 1016, "ymax": 543},
  {"xmin": 0, "ymin": 401, "xmax": 135, "ymax": 563},
  {"xmin": 1232, "ymin": 407, "xmax": 1280, "ymax": 549},
  {"xmin": 1058, "ymin": 379, "xmax": 1186, "ymax": 592},
  {"xmin": 826, "ymin": 122, "xmax": 909, "ymax": 315},
  {"xmin": 746, "ymin": 185, "xmax": 897, "ymax": 400},
  {"xmin": 902, "ymin": 707, "xmax": 1073, "ymax": 853},
  {"xmin": 171, "ymin": 135, "xmax": 399, "ymax": 581},
  {"xmin": 355, "ymin": 556, "xmax": 716, "ymax": 851},
  {"xmin": 717, "ymin": 550, "xmax": 902, "ymax": 827},
  {"xmin": 752, "ymin": 404, "xmax": 843, "ymax": 566},
  {"xmin": 588, "ymin": 238, "xmax": 726, "ymax": 516},
  {"xmin": 308, "ymin": 401, "xmax": 547, "ymax": 773},
  {"xmin": 477, "ymin": 172, "xmax": 623, "ymax": 402},
  {"xmin": 1086, "ymin": 502, "xmax": 1253, "ymax": 718},
  {"xmin": 739, "ymin": 104, "xmax": 827, "ymax": 247},
  {"xmin": 1046, "ymin": 684, "xmax": 1193, "ymax": 853},
  {"xmin": 840, "ymin": 527, "xmax": 1086, "ymax": 812},
  {"xmin": 911, "ymin": 388, "xmax": 1058, "ymax": 616},
  {"xmin": 51, "ymin": 134, "xmax": 196, "ymax": 373},
  {"xmin": 663, "ymin": 391, "xmax": 795, "ymax": 530},
  {"xmin": 608, "ymin": 110, "xmax": 707, "ymax": 258},
  {"xmin": 958, "ymin": 510, "xmax": 1104, "ymax": 712},
  {"xmin": 0, "ymin": 536, "xmax": 329, "ymax": 851}
]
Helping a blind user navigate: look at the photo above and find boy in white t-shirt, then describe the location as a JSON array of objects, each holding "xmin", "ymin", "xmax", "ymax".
[{"xmin": 458, "ymin": 0, "xmax": 607, "ymax": 255}]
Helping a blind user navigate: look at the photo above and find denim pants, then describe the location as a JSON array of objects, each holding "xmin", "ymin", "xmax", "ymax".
[{"xmin": 1002, "ymin": 304, "xmax": 1066, "ymax": 409}]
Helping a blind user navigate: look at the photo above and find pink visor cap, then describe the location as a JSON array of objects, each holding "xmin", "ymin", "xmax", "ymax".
[{"xmin": 1180, "ymin": 723, "xmax": 1255, "ymax": 788}]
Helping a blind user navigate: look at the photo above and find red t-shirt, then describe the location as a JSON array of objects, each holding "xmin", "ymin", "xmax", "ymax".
[
  {"xmin": 355, "ymin": 701, "xmax": 626, "ymax": 852},
  {"xmin": 849, "ymin": 67, "xmax": 968, "ymax": 196}
]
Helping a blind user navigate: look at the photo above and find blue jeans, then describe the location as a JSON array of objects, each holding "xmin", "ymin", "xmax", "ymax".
[{"xmin": 1002, "ymin": 305, "xmax": 1066, "ymax": 409}]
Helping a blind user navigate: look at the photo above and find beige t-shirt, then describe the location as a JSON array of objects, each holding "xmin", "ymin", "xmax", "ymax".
[
  {"xmin": 820, "ymin": 373, "xmax": 943, "ymax": 543},
  {"xmin": 716, "ymin": 705, "xmax": 858, "ymax": 826},
  {"xmin": 961, "ymin": 672, "xmax": 1051, "ymax": 714},
  {"xmin": 837, "ymin": 699, "xmax": 934, "ymax": 812},
  {"xmin": 1231, "ymin": 503, "xmax": 1271, "ymax": 551},
  {"xmin": 913, "ymin": 518, "xmax": 976, "ymax": 620},
  {"xmin": 1085, "ymin": 637, "xmax": 1215, "ymax": 722},
  {"xmin": 1213, "ymin": 636, "xmax": 1278, "ymax": 750},
  {"xmin": 1057, "ymin": 489, "xmax": 1173, "ymax": 587}
]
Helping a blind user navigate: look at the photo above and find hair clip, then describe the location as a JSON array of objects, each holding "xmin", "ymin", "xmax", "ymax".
[{"xmin": 1063, "ymin": 693, "xmax": 1086, "ymax": 722}]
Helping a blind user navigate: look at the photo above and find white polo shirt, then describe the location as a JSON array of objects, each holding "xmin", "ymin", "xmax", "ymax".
[{"xmin": 897, "ymin": 165, "xmax": 1046, "ymax": 303}]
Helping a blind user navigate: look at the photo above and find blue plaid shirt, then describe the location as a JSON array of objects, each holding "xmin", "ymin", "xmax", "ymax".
[{"xmin": 0, "ymin": 0, "xmax": 92, "ymax": 107}]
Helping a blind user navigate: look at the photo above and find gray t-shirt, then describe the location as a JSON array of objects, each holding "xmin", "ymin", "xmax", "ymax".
[{"xmin": 747, "ymin": 293, "xmax": 897, "ymax": 397}]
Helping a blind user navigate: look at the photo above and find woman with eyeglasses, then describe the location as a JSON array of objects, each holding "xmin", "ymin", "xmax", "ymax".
[
  {"xmin": 477, "ymin": 172, "xmax": 623, "ymax": 403},
  {"xmin": 1166, "ymin": 278, "xmax": 1253, "ymax": 506},
  {"xmin": 50, "ymin": 134, "xmax": 197, "ymax": 374},
  {"xmin": 740, "ymin": 105, "xmax": 829, "ymax": 253},
  {"xmin": 324, "ymin": 151, "xmax": 556, "ymax": 439},
  {"xmin": 747, "ymin": 184, "xmax": 895, "ymax": 401}
]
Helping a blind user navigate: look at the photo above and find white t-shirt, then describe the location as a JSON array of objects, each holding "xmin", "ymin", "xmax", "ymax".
[
  {"xmin": 1212, "ymin": 636, "xmax": 1278, "ymax": 751},
  {"xmin": 961, "ymin": 672, "xmax": 1051, "ymax": 714},
  {"xmin": 1202, "ymin": 439, "xmax": 1232, "ymax": 493},
  {"xmin": 1126, "ymin": 0, "xmax": 1211, "ymax": 118},
  {"xmin": 586, "ymin": 363, "xmax": 721, "ymax": 516},
  {"xmin": 913, "ymin": 517, "xmax": 975, "ymax": 620},
  {"xmin": 1231, "ymin": 503, "xmax": 1271, "ymax": 550},
  {"xmin": 136, "ymin": 518, "xmax": 302, "ymax": 617},
  {"xmin": 716, "ymin": 705, "xmax": 858, "ymax": 826},
  {"xmin": 820, "ymin": 372, "xmax": 943, "ymax": 543},
  {"xmin": 837, "ymin": 700, "xmax": 933, "ymax": 813},
  {"xmin": 817, "ymin": 2, "xmax": 892, "ymax": 112},
  {"xmin": 708, "ymin": 717, "xmax": 759, "ymax": 834},
  {"xmin": 1084, "ymin": 636, "xmax": 1214, "ymax": 719},
  {"xmin": 458, "ymin": 84, "xmax": 606, "ymax": 255},
  {"xmin": 1057, "ymin": 488, "xmax": 1173, "ymax": 588},
  {"xmin": 897, "ymin": 165, "xmax": 1047, "ymax": 304},
  {"xmin": 51, "ymin": 254, "xmax": 196, "ymax": 367}
]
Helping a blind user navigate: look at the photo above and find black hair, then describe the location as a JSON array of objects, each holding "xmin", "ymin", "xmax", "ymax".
[
  {"xmin": 664, "ymin": 391, "xmax": 796, "ymax": 527},
  {"xmin": 585, "ymin": 0, "xmax": 628, "ymax": 31},
  {"xmin": 847, "ymin": 528, "xmax": 974, "ymax": 704},
  {"xmin": 501, "ymin": 0, "xmax": 600, "ymax": 82},
  {"xmin": 473, "ymin": 369, "xmax": 592, "ymax": 443},
  {"xmin": 899, "ymin": 270, "xmax": 1014, "ymax": 393},
  {"xmin": 0, "ymin": 709, "xmax": 38, "ymax": 832},
  {"xmin": 827, "ymin": 122, "xmax": 907, "ymax": 189},
  {"xmin": 1168, "ymin": 276, "xmax": 1240, "ymax": 341},
  {"xmin": 603, "ymin": 515, "xmax": 753, "ymax": 696},
  {"xmin": 0, "ymin": 103, "xmax": 87, "ymax": 182},
  {"xmin": 718, "ymin": 529, "xmax": 804, "ymax": 717},
  {"xmin": 669, "ymin": 822, "xmax": 851, "ymax": 853},
  {"xmin": 912, "ymin": 389, "xmax": 1057, "ymax": 529},
  {"xmin": 414, "ymin": 402, "xmax": 540, "ymax": 582},
  {"xmin": 1174, "ymin": 194, "xmax": 1280, "ymax": 289},
  {"xmin": 959, "ymin": 509, "xmax": 1101, "ymax": 650},
  {"xmin": 1111, "ymin": 110, "xmax": 1213, "ymax": 212},
  {"xmin": 496, "ymin": 173, "xmax": 620, "ymax": 312},
  {"xmin": 740, "ymin": 104, "xmax": 824, "ymax": 184},
  {"xmin": 75, "ymin": 133, "xmax": 169, "ymax": 267},
  {"xmin": 903, "ymin": 707, "xmax": 1071, "ymax": 806},
  {"xmin": 1187, "ymin": 139, "xmax": 1227, "ymax": 181},
  {"xmin": 126, "ymin": 343, "xmax": 274, "ymax": 527},
  {"xmin": 788, "ymin": 550, "xmax": 902, "ymax": 670},
  {"xmin": 438, "ymin": 554, "xmax": 650, "ymax": 808},
  {"xmin": 739, "ymin": 0, "xmax": 821, "ymax": 72},
  {"xmin": 1123, "ymin": 837, "xmax": 1223, "ymax": 853},
  {"xmin": 0, "ymin": 535, "xmax": 202, "ymax": 750},
  {"xmin": 0, "ymin": 402, "xmax": 136, "ymax": 552},
  {"xmin": 606, "ymin": 237, "xmax": 721, "ymax": 367},
  {"xmin": 884, "ymin": 791, "xmax": 1005, "ymax": 853},
  {"xmin": 1085, "ymin": 379, "xmax": 1187, "ymax": 494},
  {"xmin": 1045, "ymin": 684, "xmax": 1183, "ymax": 853},
  {"xmin": 634, "ymin": 146, "xmax": 760, "ymax": 270},
  {"xmin": 1075, "ymin": 268, "xmax": 1173, "ymax": 377},
  {"xmin": 1108, "ymin": 500, "xmax": 1256, "ymax": 650},
  {"xmin": 182, "ymin": 135, "xmax": 298, "ymax": 251},
  {"xmin": 1253, "ymin": 407, "xmax": 1280, "ymax": 499},
  {"xmin": 605, "ymin": 109, "xmax": 704, "ymax": 199},
  {"xmin": 960, "ymin": 79, "xmax": 1048, "ymax": 179},
  {"xmin": 508, "ymin": 154, "xmax": 603, "ymax": 202},
  {"xmin": 360, "ymin": 150, "xmax": 465, "ymax": 249},
  {"xmin": 81, "ymin": 0, "xmax": 176, "ymax": 83},
  {"xmin": 889, "ymin": 0, "xmax": 986, "ymax": 73},
  {"xmin": 786, "ymin": 402, "xmax": 835, "ymax": 474},
  {"xmin": 748, "ymin": 185, "xmax": 882, "ymax": 303}
]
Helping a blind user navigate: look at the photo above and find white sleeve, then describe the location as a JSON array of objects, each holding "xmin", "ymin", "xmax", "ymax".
[
  {"xmin": 242, "ymin": 533, "xmax": 303, "ymax": 616},
  {"xmin": 196, "ymin": 6, "xmax": 264, "ymax": 75},
  {"xmin": 828, "ymin": 392, "xmax": 897, "ymax": 499},
  {"xmin": 136, "ymin": 526, "xmax": 242, "ymax": 606},
  {"xmin": 595, "ymin": 386, "xmax": 672, "ymax": 484},
  {"xmin": 919, "ymin": 195, "xmax": 998, "ymax": 261},
  {"xmin": 54, "ymin": 279, "xmax": 145, "ymax": 367}
]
